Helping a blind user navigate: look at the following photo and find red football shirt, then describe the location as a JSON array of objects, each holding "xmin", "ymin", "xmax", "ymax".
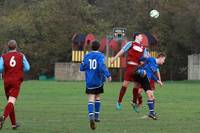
[
  {"xmin": 127, "ymin": 42, "xmax": 145, "ymax": 64},
  {"xmin": 2, "ymin": 51, "xmax": 24, "ymax": 82}
]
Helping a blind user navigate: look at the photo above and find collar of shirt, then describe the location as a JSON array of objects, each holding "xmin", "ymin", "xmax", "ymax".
[{"xmin": 9, "ymin": 50, "xmax": 17, "ymax": 52}]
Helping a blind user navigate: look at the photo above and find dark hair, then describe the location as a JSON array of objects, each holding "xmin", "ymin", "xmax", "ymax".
[
  {"xmin": 133, "ymin": 32, "xmax": 141, "ymax": 40},
  {"xmin": 8, "ymin": 40, "xmax": 17, "ymax": 50},
  {"xmin": 157, "ymin": 52, "xmax": 167, "ymax": 58},
  {"xmin": 91, "ymin": 40, "xmax": 100, "ymax": 51}
]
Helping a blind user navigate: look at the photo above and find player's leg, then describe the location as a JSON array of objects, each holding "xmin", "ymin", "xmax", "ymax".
[
  {"xmin": 9, "ymin": 107, "xmax": 17, "ymax": 129},
  {"xmin": 5, "ymin": 94, "xmax": 17, "ymax": 130},
  {"xmin": 9, "ymin": 106, "xmax": 20, "ymax": 130},
  {"xmin": 139, "ymin": 77, "xmax": 157, "ymax": 119},
  {"xmin": 0, "ymin": 96, "xmax": 16, "ymax": 129},
  {"xmin": 87, "ymin": 94, "xmax": 96, "ymax": 130},
  {"xmin": 146, "ymin": 90, "xmax": 157, "ymax": 120},
  {"xmin": 131, "ymin": 82, "xmax": 140, "ymax": 112},
  {"xmin": 116, "ymin": 80, "xmax": 130, "ymax": 110},
  {"xmin": 94, "ymin": 94, "xmax": 101, "ymax": 122},
  {"xmin": 138, "ymin": 88, "xmax": 143, "ymax": 107},
  {"xmin": 3, "ymin": 94, "xmax": 18, "ymax": 130}
]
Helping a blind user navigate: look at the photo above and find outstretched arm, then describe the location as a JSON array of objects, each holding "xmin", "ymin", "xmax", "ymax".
[
  {"xmin": 156, "ymin": 68, "xmax": 161, "ymax": 81},
  {"xmin": 110, "ymin": 41, "xmax": 132, "ymax": 64},
  {"xmin": 110, "ymin": 49, "xmax": 125, "ymax": 64}
]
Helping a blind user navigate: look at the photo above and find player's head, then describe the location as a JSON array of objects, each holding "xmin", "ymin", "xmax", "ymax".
[
  {"xmin": 8, "ymin": 40, "xmax": 17, "ymax": 51},
  {"xmin": 91, "ymin": 40, "xmax": 100, "ymax": 51},
  {"xmin": 134, "ymin": 34, "xmax": 143, "ymax": 43},
  {"xmin": 156, "ymin": 52, "xmax": 167, "ymax": 65}
]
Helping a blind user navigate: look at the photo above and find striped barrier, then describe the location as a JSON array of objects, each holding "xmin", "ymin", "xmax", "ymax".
[
  {"xmin": 72, "ymin": 51, "xmax": 86, "ymax": 62},
  {"xmin": 149, "ymin": 51, "xmax": 158, "ymax": 58},
  {"xmin": 107, "ymin": 57, "xmax": 120, "ymax": 68}
]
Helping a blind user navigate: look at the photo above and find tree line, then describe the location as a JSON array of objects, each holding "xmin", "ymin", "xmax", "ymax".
[{"xmin": 0, "ymin": 0, "xmax": 199, "ymax": 80}]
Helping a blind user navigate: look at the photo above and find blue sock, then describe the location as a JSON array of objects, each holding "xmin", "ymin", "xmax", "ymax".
[
  {"xmin": 88, "ymin": 102, "xmax": 94, "ymax": 120},
  {"xmin": 147, "ymin": 100, "xmax": 155, "ymax": 114},
  {"xmin": 95, "ymin": 100, "xmax": 101, "ymax": 120}
]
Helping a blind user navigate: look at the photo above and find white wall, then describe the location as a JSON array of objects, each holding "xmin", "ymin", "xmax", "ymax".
[{"xmin": 188, "ymin": 54, "xmax": 200, "ymax": 80}]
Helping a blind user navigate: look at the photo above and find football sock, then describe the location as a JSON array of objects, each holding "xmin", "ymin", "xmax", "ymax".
[
  {"xmin": 133, "ymin": 88, "xmax": 139, "ymax": 103},
  {"xmin": 88, "ymin": 102, "xmax": 94, "ymax": 120},
  {"xmin": 3, "ymin": 102, "xmax": 14, "ymax": 120},
  {"xmin": 118, "ymin": 86, "xmax": 127, "ymax": 103},
  {"xmin": 138, "ymin": 95, "xmax": 143, "ymax": 105},
  {"xmin": 95, "ymin": 100, "xmax": 101, "ymax": 120},
  {"xmin": 147, "ymin": 100, "xmax": 155, "ymax": 114},
  {"xmin": 9, "ymin": 107, "xmax": 16, "ymax": 126}
]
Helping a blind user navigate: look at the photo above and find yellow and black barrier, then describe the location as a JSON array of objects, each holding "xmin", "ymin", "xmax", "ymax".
[
  {"xmin": 72, "ymin": 51, "xmax": 87, "ymax": 62},
  {"xmin": 149, "ymin": 51, "xmax": 158, "ymax": 58},
  {"xmin": 107, "ymin": 57, "xmax": 120, "ymax": 68},
  {"xmin": 72, "ymin": 51, "xmax": 121, "ymax": 68}
]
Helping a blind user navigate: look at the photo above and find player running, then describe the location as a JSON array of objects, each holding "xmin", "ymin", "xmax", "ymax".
[
  {"xmin": 134, "ymin": 52, "xmax": 166, "ymax": 120},
  {"xmin": 0, "ymin": 40, "xmax": 30, "ymax": 129},
  {"xmin": 110, "ymin": 34, "xmax": 148, "ymax": 110},
  {"xmin": 80, "ymin": 40, "xmax": 112, "ymax": 130}
]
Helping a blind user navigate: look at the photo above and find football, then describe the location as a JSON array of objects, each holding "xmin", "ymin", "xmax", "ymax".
[{"xmin": 149, "ymin": 9, "xmax": 159, "ymax": 18}]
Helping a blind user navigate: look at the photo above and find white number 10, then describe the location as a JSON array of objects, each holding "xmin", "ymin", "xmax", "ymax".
[
  {"xmin": 10, "ymin": 56, "xmax": 16, "ymax": 67},
  {"xmin": 89, "ymin": 59, "xmax": 97, "ymax": 70}
]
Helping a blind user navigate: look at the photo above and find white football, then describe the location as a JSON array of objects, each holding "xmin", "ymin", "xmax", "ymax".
[{"xmin": 149, "ymin": 9, "xmax": 159, "ymax": 18}]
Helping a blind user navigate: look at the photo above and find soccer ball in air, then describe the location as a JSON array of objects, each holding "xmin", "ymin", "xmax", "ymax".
[{"xmin": 149, "ymin": 9, "xmax": 159, "ymax": 18}]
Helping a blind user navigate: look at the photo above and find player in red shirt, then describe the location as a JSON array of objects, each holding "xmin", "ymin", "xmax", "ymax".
[
  {"xmin": 111, "ymin": 34, "xmax": 147, "ymax": 110},
  {"xmin": 0, "ymin": 40, "xmax": 30, "ymax": 130}
]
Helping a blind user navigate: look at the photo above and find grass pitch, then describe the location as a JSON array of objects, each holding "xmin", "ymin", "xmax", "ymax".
[{"xmin": 0, "ymin": 80, "xmax": 200, "ymax": 133}]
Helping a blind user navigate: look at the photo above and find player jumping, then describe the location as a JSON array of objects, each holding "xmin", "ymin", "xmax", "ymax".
[
  {"xmin": 80, "ymin": 40, "xmax": 112, "ymax": 130},
  {"xmin": 111, "ymin": 34, "xmax": 148, "ymax": 111},
  {"xmin": 0, "ymin": 40, "xmax": 30, "ymax": 129}
]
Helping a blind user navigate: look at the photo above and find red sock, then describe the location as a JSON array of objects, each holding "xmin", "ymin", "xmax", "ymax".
[
  {"xmin": 3, "ymin": 102, "xmax": 14, "ymax": 120},
  {"xmin": 118, "ymin": 86, "xmax": 127, "ymax": 103},
  {"xmin": 138, "ymin": 95, "xmax": 143, "ymax": 105},
  {"xmin": 132, "ymin": 88, "xmax": 139, "ymax": 103},
  {"xmin": 9, "ymin": 107, "xmax": 16, "ymax": 126}
]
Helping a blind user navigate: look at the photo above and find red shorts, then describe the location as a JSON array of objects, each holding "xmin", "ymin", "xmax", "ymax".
[
  {"xmin": 4, "ymin": 80, "xmax": 22, "ymax": 98},
  {"xmin": 150, "ymin": 80, "xmax": 155, "ymax": 90},
  {"xmin": 124, "ymin": 65, "xmax": 138, "ymax": 81}
]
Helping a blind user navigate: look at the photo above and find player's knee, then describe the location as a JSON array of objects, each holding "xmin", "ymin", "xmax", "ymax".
[
  {"xmin": 8, "ymin": 96, "xmax": 16, "ymax": 104},
  {"xmin": 88, "ymin": 94, "xmax": 95, "ymax": 102},
  {"xmin": 146, "ymin": 91, "xmax": 154, "ymax": 100},
  {"xmin": 133, "ymin": 82, "xmax": 140, "ymax": 88},
  {"xmin": 123, "ymin": 80, "xmax": 130, "ymax": 88},
  {"xmin": 138, "ymin": 88, "xmax": 143, "ymax": 94},
  {"xmin": 95, "ymin": 94, "xmax": 101, "ymax": 100}
]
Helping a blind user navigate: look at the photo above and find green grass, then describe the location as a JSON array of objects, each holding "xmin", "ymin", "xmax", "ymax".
[{"xmin": 0, "ymin": 80, "xmax": 200, "ymax": 133}]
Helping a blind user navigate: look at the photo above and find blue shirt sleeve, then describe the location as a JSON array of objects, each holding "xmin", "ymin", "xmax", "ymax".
[
  {"xmin": 122, "ymin": 41, "xmax": 132, "ymax": 52},
  {"xmin": 80, "ymin": 61, "xmax": 85, "ymax": 71},
  {"xmin": 139, "ymin": 56, "xmax": 146, "ymax": 62},
  {"xmin": 143, "ymin": 48, "xmax": 150, "ymax": 57},
  {"xmin": 80, "ymin": 55, "xmax": 87, "ymax": 71},
  {"xmin": 23, "ymin": 55, "xmax": 30, "ymax": 72},
  {"xmin": 151, "ymin": 74, "xmax": 158, "ymax": 81},
  {"xmin": 98, "ymin": 56, "xmax": 111, "ymax": 78},
  {"xmin": 0, "ymin": 57, "xmax": 4, "ymax": 73}
]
